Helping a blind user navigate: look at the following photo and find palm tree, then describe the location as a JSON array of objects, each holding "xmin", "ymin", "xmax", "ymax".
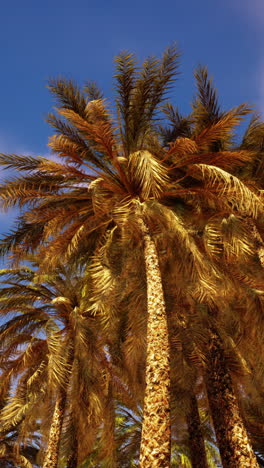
[
  {"xmin": 0, "ymin": 48, "xmax": 181, "ymax": 467},
  {"xmin": 0, "ymin": 258, "xmax": 112, "ymax": 468},
  {"xmin": 0, "ymin": 48, "xmax": 263, "ymax": 466},
  {"xmin": 159, "ymin": 65, "xmax": 264, "ymax": 467},
  {"xmin": 185, "ymin": 394, "xmax": 208, "ymax": 468}
]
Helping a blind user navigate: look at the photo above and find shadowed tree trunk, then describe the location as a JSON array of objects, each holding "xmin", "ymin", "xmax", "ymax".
[
  {"xmin": 66, "ymin": 437, "xmax": 78, "ymax": 468},
  {"xmin": 139, "ymin": 220, "xmax": 171, "ymax": 468},
  {"xmin": 43, "ymin": 390, "xmax": 67, "ymax": 468},
  {"xmin": 186, "ymin": 393, "xmax": 208, "ymax": 468},
  {"xmin": 205, "ymin": 327, "xmax": 259, "ymax": 468}
]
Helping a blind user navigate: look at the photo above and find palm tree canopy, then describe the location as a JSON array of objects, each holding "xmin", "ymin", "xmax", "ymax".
[
  {"xmin": 0, "ymin": 47, "xmax": 262, "ymax": 275},
  {"xmin": 0, "ymin": 257, "xmax": 118, "ymax": 466}
]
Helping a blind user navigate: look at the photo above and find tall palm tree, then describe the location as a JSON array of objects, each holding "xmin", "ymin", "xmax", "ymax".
[
  {"xmin": 0, "ymin": 47, "xmax": 181, "ymax": 467},
  {"xmin": 0, "ymin": 48, "xmax": 263, "ymax": 466},
  {"xmin": 0, "ymin": 258, "xmax": 112, "ymax": 468},
  {"xmin": 185, "ymin": 393, "xmax": 208, "ymax": 468},
  {"xmin": 159, "ymin": 65, "xmax": 264, "ymax": 467}
]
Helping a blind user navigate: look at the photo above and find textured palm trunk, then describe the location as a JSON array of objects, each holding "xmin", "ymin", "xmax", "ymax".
[
  {"xmin": 43, "ymin": 390, "xmax": 67, "ymax": 468},
  {"xmin": 186, "ymin": 394, "xmax": 208, "ymax": 468},
  {"xmin": 139, "ymin": 219, "xmax": 171, "ymax": 468},
  {"xmin": 205, "ymin": 327, "xmax": 259, "ymax": 468}
]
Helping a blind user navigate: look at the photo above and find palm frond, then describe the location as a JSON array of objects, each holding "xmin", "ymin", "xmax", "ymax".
[
  {"xmin": 194, "ymin": 104, "xmax": 251, "ymax": 150},
  {"xmin": 57, "ymin": 104, "xmax": 116, "ymax": 161},
  {"xmin": 47, "ymin": 78, "xmax": 87, "ymax": 117},
  {"xmin": 128, "ymin": 150, "xmax": 169, "ymax": 199},
  {"xmin": 83, "ymin": 81, "xmax": 104, "ymax": 101},
  {"xmin": 188, "ymin": 164, "xmax": 263, "ymax": 218},
  {"xmin": 159, "ymin": 104, "xmax": 192, "ymax": 146},
  {"xmin": 192, "ymin": 66, "xmax": 221, "ymax": 128},
  {"xmin": 0, "ymin": 154, "xmax": 42, "ymax": 172}
]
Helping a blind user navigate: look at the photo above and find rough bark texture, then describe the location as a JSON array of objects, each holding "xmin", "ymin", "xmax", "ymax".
[
  {"xmin": 205, "ymin": 327, "xmax": 259, "ymax": 468},
  {"xmin": 139, "ymin": 220, "xmax": 171, "ymax": 468},
  {"xmin": 43, "ymin": 391, "xmax": 67, "ymax": 468},
  {"xmin": 186, "ymin": 394, "xmax": 208, "ymax": 468}
]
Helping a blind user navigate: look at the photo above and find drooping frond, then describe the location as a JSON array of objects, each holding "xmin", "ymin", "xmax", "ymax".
[
  {"xmin": 168, "ymin": 147, "xmax": 252, "ymax": 172},
  {"xmin": 203, "ymin": 214, "xmax": 256, "ymax": 263},
  {"xmin": 88, "ymin": 229, "xmax": 120, "ymax": 317},
  {"xmin": 188, "ymin": 164, "xmax": 263, "ymax": 218}
]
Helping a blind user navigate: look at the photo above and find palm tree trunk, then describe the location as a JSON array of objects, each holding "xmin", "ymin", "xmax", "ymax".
[
  {"xmin": 43, "ymin": 390, "xmax": 67, "ymax": 468},
  {"xmin": 139, "ymin": 219, "xmax": 171, "ymax": 468},
  {"xmin": 205, "ymin": 327, "xmax": 259, "ymax": 468},
  {"xmin": 186, "ymin": 394, "xmax": 208, "ymax": 468},
  {"xmin": 101, "ymin": 383, "xmax": 117, "ymax": 468},
  {"xmin": 66, "ymin": 438, "xmax": 78, "ymax": 468}
]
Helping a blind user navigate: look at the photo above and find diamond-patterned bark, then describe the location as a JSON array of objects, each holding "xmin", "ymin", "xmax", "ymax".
[
  {"xmin": 205, "ymin": 327, "xmax": 259, "ymax": 468},
  {"xmin": 139, "ymin": 220, "xmax": 171, "ymax": 467},
  {"xmin": 43, "ymin": 391, "xmax": 67, "ymax": 468}
]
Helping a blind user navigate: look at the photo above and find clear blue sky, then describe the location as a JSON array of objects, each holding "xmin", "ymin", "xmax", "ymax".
[{"xmin": 0, "ymin": 0, "xmax": 263, "ymax": 233}]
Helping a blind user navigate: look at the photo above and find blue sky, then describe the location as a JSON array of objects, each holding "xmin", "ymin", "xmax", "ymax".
[{"xmin": 0, "ymin": 0, "xmax": 263, "ymax": 233}]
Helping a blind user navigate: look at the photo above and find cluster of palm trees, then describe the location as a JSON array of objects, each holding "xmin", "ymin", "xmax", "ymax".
[{"xmin": 1, "ymin": 46, "xmax": 264, "ymax": 467}]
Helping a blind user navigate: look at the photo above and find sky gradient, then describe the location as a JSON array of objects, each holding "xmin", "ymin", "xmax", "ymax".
[{"xmin": 0, "ymin": 0, "xmax": 262, "ymax": 233}]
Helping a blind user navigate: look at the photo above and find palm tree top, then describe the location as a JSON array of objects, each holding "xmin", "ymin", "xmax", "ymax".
[{"xmin": 0, "ymin": 45, "xmax": 262, "ymax": 272}]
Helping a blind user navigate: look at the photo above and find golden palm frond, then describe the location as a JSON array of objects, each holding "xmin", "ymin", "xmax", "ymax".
[
  {"xmin": 188, "ymin": 164, "xmax": 263, "ymax": 218},
  {"xmin": 128, "ymin": 150, "xmax": 169, "ymax": 199}
]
